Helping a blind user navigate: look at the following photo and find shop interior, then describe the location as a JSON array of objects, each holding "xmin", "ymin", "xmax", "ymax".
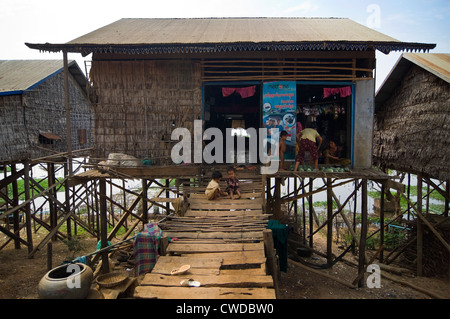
[
  {"xmin": 296, "ymin": 83, "xmax": 353, "ymax": 167},
  {"xmin": 203, "ymin": 83, "xmax": 353, "ymax": 166}
]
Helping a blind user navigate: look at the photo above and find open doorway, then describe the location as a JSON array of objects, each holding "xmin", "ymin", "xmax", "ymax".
[
  {"xmin": 203, "ymin": 84, "xmax": 261, "ymax": 164},
  {"xmin": 297, "ymin": 83, "xmax": 353, "ymax": 167}
]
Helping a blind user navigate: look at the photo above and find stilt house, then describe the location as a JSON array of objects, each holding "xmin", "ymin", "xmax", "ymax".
[
  {"xmin": 26, "ymin": 18, "xmax": 435, "ymax": 168},
  {"xmin": 0, "ymin": 60, "xmax": 93, "ymax": 163}
]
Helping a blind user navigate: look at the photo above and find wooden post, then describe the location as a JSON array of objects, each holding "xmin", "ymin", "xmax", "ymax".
[
  {"xmin": 142, "ymin": 179, "xmax": 148, "ymax": 224},
  {"xmin": 63, "ymin": 50, "xmax": 73, "ymax": 176},
  {"xmin": 48, "ymin": 163, "xmax": 57, "ymax": 242},
  {"xmin": 326, "ymin": 178, "xmax": 333, "ymax": 264},
  {"xmin": 263, "ymin": 229, "xmax": 279, "ymax": 298},
  {"xmin": 274, "ymin": 178, "xmax": 281, "ymax": 220},
  {"xmin": 165, "ymin": 179, "xmax": 170, "ymax": 213},
  {"xmin": 24, "ymin": 160, "xmax": 33, "ymax": 253},
  {"xmin": 99, "ymin": 179, "xmax": 109, "ymax": 274},
  {"xmin": 11, "ymin": 164, "xmax": 20, "ymax": 249},
  {"xmin": 352, "ymin": 180, "xmax": 357, "ymax": 255},
  {"xmin": 417, "ymin": 173, "xmax": 423, "ymax": 276},
  {"xmin": 64, "ymin": 162, "xmax": 72, "ymax": 239},
  {"xmin": 358, "ymin": 179, "xmax": 368, "ymax": 288},
  {"xmin": 379, "ymin": 182, "xmax": 385, "ymax": 262}
]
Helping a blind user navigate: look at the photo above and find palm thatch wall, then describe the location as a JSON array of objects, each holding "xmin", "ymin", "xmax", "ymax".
[
  {"xmin": 373, "ymin": 64, "xmax": 450, "ymax": 181},
  {"xmin": 0, "ymin": 72, "xmax": 93, "ymax": 163},
  {"xmin": 89, "ymin": 59, "xmax": 202, "ymax": 164}
]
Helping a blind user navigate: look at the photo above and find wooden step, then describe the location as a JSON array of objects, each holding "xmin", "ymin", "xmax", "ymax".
[{"xmin": 134, "ymin": 286, "xmax": 276, "ymax": 299}]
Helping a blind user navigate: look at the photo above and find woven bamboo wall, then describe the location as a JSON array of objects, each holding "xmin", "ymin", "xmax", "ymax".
[
  {"xmin": 373, "ymin": 65, "xmax": 450, "ymax": 181},
  {"xmin": 0, "ymin": 72, "xmax": 93, "ymax": 163},
  {"xmin": 0, "ymin": 95, "xmax": 29, "ymax": 162},
  {"xmin": 89, "ymin": 60, "xmax": 202, "ymax": 164}
]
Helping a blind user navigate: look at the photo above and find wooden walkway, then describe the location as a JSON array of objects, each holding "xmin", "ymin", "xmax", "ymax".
[{"xmin": 133, "ymin": 169, "xmax": 277, "ymax": 299}]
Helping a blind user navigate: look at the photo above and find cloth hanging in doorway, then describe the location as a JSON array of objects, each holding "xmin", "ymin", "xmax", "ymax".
[
  {"xmin": 222, "ymin": 85, "xmax": 256, "ymax": 98},
  {"xmin": 323, "ymin": 86, "xmax": 352, "ymax": 99}
]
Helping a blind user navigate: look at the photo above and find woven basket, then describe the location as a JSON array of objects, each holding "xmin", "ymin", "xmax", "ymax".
[{"xmin": 96, "ymin": 272, "xmax": 128, "ymax": 288}]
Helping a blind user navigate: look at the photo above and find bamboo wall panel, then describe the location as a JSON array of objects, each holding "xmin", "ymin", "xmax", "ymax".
[
  {"xmin": 90, "ymin": 60, "xmax": 202, "ymax": 164},
  {"xmin": 201, "ymin": 57, "xmax": 372, "ymax": 82}
]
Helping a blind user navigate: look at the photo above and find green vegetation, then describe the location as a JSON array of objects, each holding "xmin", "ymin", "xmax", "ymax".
[{"xmin": 0, "ymin": 178, "xmax": 65, "ymax": 204}]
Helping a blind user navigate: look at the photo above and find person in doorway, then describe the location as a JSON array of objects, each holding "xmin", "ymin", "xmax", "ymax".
[
  {"xmin": 323, "ymin": 139, "xmax": 351, "ymax": 166},
  {"xmin": 294, "ymin": 122, "xmax": 322, "ymax": 171},
  {"xmin": 205, "ymin": 171, "xmax": 228, "ymax": 200},
  {"xmin": 279, "ymin": 130, "xmax": 289, "ymax": 171},
  {"xmin": 225, "ymin": 166, "xmax": 241, "ymax": 199}
]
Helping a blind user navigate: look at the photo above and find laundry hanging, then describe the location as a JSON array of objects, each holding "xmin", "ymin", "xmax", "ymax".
[
  {"xmin": 323, "ymin": 86, "xmax": 352, "ymax": 99},
  {"xmin": 222, "ymin": 85, "xmax": 256, "ymax": 98}
]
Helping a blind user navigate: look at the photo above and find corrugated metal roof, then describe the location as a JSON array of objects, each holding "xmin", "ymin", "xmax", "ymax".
[
  {"xmin": 376, "ymin": 53, "xmax": 450, "ymax": 106},
  {"xmin": 26, "ymin": 17, "xmax": 435, "ymax": 55},
  {"xmin": 69, "ymin": 17, "xmax": 399, "ymax": 44},
  {"xmin": 0, "ymin": 60, "xmax": 87, "ymax": 95},
  {"xmin": 403, "ymin": 53, "xmax": 450, "ymax": 83}
]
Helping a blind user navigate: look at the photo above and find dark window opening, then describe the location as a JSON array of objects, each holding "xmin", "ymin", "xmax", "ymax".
[{"xmin": 203, "ymin": 84, "xmax": 261, "ymax": 164}]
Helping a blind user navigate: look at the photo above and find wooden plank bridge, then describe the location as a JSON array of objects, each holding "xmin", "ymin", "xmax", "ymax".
[{"xmin": 133, "ymin": 169, "xmax": 277, "ymax": 299}]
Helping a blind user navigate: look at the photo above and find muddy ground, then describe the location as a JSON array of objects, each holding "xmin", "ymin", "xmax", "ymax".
[{"xmin": 0, "ymin": 230, "xmax": 448, "ymax": 300}]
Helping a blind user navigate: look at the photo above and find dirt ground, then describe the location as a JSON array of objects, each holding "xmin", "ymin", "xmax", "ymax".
[{"xmin": 0, "ymin": 230, "xmax": 448, "ymax": 300}]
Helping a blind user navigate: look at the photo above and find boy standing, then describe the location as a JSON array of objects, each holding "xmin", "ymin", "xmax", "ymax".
[{"xmin": 279, "ymin": 131, "xmax": 288, "ymax": 171}]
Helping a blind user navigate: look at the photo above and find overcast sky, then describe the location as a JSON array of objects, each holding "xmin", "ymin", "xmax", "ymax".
[{"xmin": 1, "ymin": 0, "xmax": 449, "ymax": 89}]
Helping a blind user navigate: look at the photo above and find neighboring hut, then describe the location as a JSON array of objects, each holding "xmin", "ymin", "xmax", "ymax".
[
  {"xmin": 373, "ymin": 53, "xmax": 450, "ymax": 277},
  {"xmin": 0, "ymin": 60, "xmax": 93, "ymax": 163},
  {"xmin": 373, "ymin": 53, "xmax": 450, "ymax": 181},
  {"xmin": 26, "ymin": 18, "xmax": 435, "ymax": 167}
]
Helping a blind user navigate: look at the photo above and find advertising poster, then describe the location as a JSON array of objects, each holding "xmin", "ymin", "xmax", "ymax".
[{"xmin": 262, "ymin": 81, "xmax": 297, "ymax": 160}]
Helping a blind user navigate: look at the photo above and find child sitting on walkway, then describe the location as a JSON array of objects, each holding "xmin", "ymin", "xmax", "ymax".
[
  {"xmin": 226, "ymin": 166, "xmax": 241, "ymax": 200},
  {"xmin": 205, "ymin": 170, "xmax": 228, "ymax": 200}
]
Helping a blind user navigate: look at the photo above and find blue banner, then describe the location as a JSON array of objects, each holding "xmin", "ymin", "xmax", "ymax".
[{"xmin": 262, "ymin": 81, "xmax": 297, "ymax": 160}]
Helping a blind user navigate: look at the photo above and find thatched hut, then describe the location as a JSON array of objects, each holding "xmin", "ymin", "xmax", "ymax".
[
  {"xmin": 26, "ymin": 18, "xmax": 435, "ymax": 168},
  {"xmin": 0, "ymin": 60, "xmax": 93, "ymax": 163},
  {"xmin": 373, "ymin": 53, "xmax": 450, "ymax": 181}
]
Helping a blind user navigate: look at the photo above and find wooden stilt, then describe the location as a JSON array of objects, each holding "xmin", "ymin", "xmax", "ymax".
[
  {"xmin": 23, "ymin": 161, "xmax": 33, "ymax": 254},
  {"xmin": 417, "ymin": 173, "xmax": 423, "ymax": 277},
  {"xmin": 379, "ymin": 182, "xmax": 385, "ymax": 262},
  {"xmin": 99, "ymin": 179, "xmax": 110, "ymax": 274},
  {"xmin": 358, "ymin": 179, "xmax": 368, "ymax": 288},
  {"xmin": 326, "ymin": 178, "xmax": 333, "ymax": 264}
]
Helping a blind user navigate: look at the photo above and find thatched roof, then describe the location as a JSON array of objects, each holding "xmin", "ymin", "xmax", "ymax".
[
  {"xmin": 0, "ymin": 60, "xmax": 88, "ymax": 96},
  {"xmin": 26, "ymin": 17, "xmax": 435, "ymax": 56},
  {"xmin": 373, "ymin": 53, "xmax": 450, "ymax": 181}
]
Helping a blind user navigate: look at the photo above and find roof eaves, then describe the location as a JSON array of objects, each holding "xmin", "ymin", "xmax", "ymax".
[{"xmin": 26, "ymin": 41, "xmax": 436, "ymax": 56}]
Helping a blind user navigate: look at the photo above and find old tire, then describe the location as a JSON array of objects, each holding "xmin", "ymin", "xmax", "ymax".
[{"xmin": 38, "ymin": 263, "xmax": 93, "ymax": 299}]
